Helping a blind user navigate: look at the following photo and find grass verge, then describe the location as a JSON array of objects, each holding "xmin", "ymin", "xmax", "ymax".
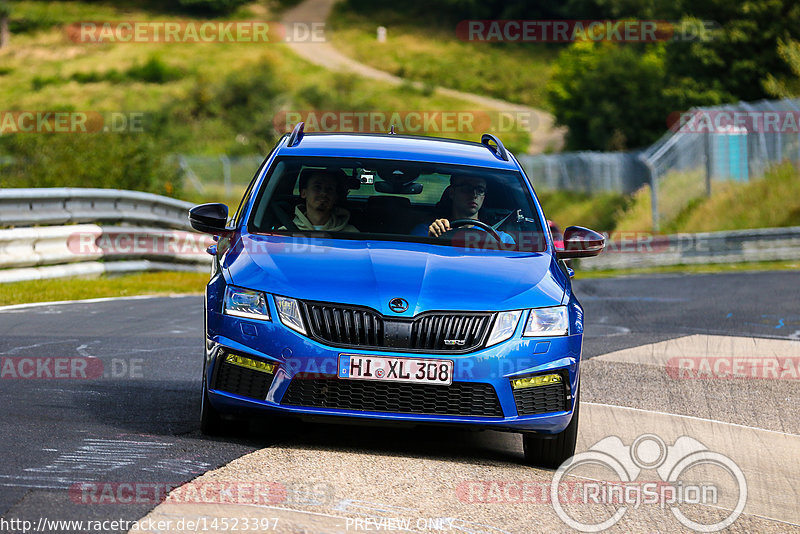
[
  {"xmin": 328, "ymin": 5, "xmax": 558, "ymax": 110},
  {"xmin": 569, "ymin": 162, "xmax": 800, "ymax": 235},
  {"xmin": 0, "ymin": 271, "xmax": 208, "ymax": 306},
  {"xmin": 575, "ymin": 259, "xmax": 800, "ymax": 279},
  {"xmin": 538, "ymin": 190, "xmax": 630, "ymax": 232}
]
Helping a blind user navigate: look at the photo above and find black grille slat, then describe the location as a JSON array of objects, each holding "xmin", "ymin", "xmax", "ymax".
[
  {"xmin": 282, "ymin": 375, "xmax": 503, "ymax": 418},
  {"xmin": 513, "ymin": 383, "xmax": 568, "ymax": 416},
  {"xmin": 408, "ymin": 312, "xmax": 492, "ymax": 351},
  {"xmin": 213, "ymin": 360, "xmax": 274, "ymax": 400},
  {"xmin": 303, "ymin": 302, "xmax": 492, "ymax": 353}
]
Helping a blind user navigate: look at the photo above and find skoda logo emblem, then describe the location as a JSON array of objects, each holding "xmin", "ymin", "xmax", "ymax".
[{"xmin": 389, "ymin": 298, "xmax": 408, "ymax": 313}]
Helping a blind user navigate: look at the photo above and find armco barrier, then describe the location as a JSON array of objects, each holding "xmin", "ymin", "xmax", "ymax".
[
  {"xmin": 0, "ymin": 225, "xmax": 212, "ymax": 282},
  {"xmin": 0, "ymin": 188, "xmax": 210, "ymax": 283},
  {"xmin": 583, "ymin": 226, "xmax": 800, "ymax": 270},
  {"xmin": 0, "ymin": 225, "xmax": 213, "ymax": 269},
  {"xmin": 0, "ymin": 188, "xmax": 195, "ymax": 230}
]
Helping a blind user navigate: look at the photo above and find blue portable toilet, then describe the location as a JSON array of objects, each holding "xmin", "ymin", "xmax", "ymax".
[{"xmin": 712, "ymin": 125, "xmax": 748, "ymax": 182}]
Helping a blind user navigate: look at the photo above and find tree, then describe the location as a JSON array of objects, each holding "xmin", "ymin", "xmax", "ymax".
[
  {"xmin": 764, "ymin": 39, "xmax": 800, "ymax": 97},
  {"xmin": 174, "ymin": 0, "xmax": 249, "ymax": 15},
  {"xmin": 549, "ymin": 42, "xmax": 667, "ymax": 150},
  {"xmin": 665, "ymin": 1, "xmax": 800, "ymax": 102}
]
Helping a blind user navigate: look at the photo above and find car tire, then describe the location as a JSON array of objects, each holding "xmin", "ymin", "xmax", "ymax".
[
  {"xmin": 522, "ymin": 388, "xmax": 580, "ymax": 469},
  {"xmin": 200, "ymin": 372, "xmax": 228, "ymax": 436}
]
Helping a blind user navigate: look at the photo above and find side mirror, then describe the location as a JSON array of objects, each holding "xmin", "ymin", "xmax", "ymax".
[
  {"xmin": 557, "ymin": 226, "xmax": 605, "ymax": 259},
  {"xmin": 189, "ymin": 203, "xmax": 229, "ymax": 235}
]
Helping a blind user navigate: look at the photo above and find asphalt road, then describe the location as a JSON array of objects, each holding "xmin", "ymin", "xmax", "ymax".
[{"xmin": 0, "ymin": 270, "xmax": 798, "ymax": 533}]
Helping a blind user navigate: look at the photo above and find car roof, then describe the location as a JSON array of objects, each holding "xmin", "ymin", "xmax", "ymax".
[{"xmin": 274, "ymin": 132, "xmax": 522, "ymax": 171}]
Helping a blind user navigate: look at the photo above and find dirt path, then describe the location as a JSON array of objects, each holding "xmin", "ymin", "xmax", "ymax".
[{"xmin": 279, "ymin": 0, "xmax": 565, "ymax": 154}]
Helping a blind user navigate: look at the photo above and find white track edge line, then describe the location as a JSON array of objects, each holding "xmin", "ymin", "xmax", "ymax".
[
  {"xmin": 585, "ymin": 401, "xmax": 800, "ymax": 437},
  {"xmin": 0, "ymin": 294, "xmax": 199, "ymax": 312}
]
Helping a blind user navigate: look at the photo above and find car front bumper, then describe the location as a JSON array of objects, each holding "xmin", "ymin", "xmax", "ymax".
[{"xmin": 205, "ymin": 306, "xmax": 583, "ymax": 435}]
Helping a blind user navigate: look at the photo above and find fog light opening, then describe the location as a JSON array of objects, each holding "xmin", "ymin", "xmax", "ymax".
[
  {"xmin": 223, "ymin": 351, "xmax": 275, "ymax": 374},
  {"xmin": 511, "ymin": 373, "xmax": 562, "ymax": 390}
]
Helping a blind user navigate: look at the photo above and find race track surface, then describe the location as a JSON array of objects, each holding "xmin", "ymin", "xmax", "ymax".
[{"xmin": 0, "ymin": 271, "xmax": 798, "ymax": 533}]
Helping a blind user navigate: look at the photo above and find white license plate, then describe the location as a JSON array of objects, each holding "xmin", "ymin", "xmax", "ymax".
[{"xmin": 338, "ymin": 355, "xmax": 454, "ymax": 386}]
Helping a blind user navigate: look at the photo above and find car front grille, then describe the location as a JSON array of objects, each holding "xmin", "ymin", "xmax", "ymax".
[
  {"xmin": 513, "ymin": 383, "xmax": 568, "ymax": 416},
  {"xmin": 213, "ymin": 358, "xmax": 274, "ymax": 400},
  {"xmin": 301, "ymin": 301, "xmax": 493, "ymax": 353},
  {"xmin": 304, "ymin": 302, "xmax": 384, "ymax": 346},
  {"xmin": 281, "ymin": 374, "xmax": 504, "ymax": 418},
  {"xmin": 409, "ymin": 313, "xmax": 493, "ymax": 351}
]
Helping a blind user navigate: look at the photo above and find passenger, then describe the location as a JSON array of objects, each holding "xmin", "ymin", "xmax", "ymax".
[
  {"xmin": 411, "ymin": 175, "xmax": 514, "ymax": 244},
  {"xmin": 288, "ymin": 169, "xmax": 359, "ymax": 232}
]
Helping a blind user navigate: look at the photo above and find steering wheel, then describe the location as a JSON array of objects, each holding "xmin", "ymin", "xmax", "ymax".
[{"xmin": 441, "ymin": 219, "xmax": 503, "ymax": 243}]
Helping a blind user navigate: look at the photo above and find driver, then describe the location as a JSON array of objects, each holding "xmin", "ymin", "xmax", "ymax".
[
  {"xmin": 285, "ymin": 169, "xmax": 359, "ymax": 232},
  {"xmin": 411, "ymin": 174, "xmax": 514, "ymax": 244}
]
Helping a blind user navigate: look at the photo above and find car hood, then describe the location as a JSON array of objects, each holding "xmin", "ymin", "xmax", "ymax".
[{"xmin": 225, "ymin": 235, "xmax": 566, "ymax": 316}]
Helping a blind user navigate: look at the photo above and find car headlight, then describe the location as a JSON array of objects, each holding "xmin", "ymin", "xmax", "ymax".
[
  {"xmin": 274, "ymin": 295, "xmax": 306, "ymax": 335},
  {"xmin": 223, "ymin": 286, "xmax": 270, "ymax": 321},
  {"xmin": 486, "ymin": 310, "xmax": 522, "ymax": 346},
  {"xmin": 523, "ymin": 306, "xmax": 569, "ymax": 337}
]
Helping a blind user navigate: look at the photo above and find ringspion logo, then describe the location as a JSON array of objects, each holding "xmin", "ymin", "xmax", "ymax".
[{"xmin": 551, "ymin": 434, "xmax": 746, "ymax": 532}]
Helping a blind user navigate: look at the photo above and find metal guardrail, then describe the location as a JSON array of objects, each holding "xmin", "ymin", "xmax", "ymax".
[
  {"xmin": 582, "ymin": 226, "xmax": 800, "ymax": 270},
  {"xmin": 0, "ymin": 188, "xmax": 210, "ymax": 283},
  {"xmin": 0, "ymin": 225, "xmax": 212, "ymax": 269},
  {"xmin": 0, "ymin": 224, "xmax": 212, "ymax": 282},
  {"xmin": 0, "ymin": 188, "xmax": 195, "ymax": 230}
]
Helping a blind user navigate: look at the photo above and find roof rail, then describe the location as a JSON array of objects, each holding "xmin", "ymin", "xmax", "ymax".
[
  {"xmin": 481, "ymin": 133, "xmax": 509, "ymax": 161},
  {"xmin": 287, "ymin": 122, "xmax": 305, "ymax": 147}
]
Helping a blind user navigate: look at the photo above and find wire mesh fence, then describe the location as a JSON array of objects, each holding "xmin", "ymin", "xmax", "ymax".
[
  {"xmin": 641, "ymin": 98, "xmax": 800, "ymax": 231},
  {"xmin": 516, "ymin": 151, "xmax": 648, "ymax": 195},
  {"xmin": 176, "ymin": 154, "xmax": 265, "ymax": 200},
  {"xmin": 518, "ymin": 97, "xmax": 800, "ymax": 231}
]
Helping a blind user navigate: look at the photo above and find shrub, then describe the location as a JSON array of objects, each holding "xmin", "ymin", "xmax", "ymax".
[
  {"xmin": 0, "ymin": 132, "xmax": 182, "ymax": 197},
  {"xmin": 126, "ymin": 56, "xmax": 184, "ymax": 84},
  {"xmin": 174, "ymin": 0, "xmax": 250, "ymax": 15}
]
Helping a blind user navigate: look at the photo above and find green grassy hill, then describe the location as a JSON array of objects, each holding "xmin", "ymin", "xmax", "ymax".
[
  {"xmin": 0, "ymin": 1, "xmax": 528, "ymax": 205},
  {"xmin": 329, "ymin": 5, "xmax": 558, "ymax": 110}
]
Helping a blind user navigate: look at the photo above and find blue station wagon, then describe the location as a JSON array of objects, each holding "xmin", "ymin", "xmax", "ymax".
[{"xmin": 190, "ymin": 124, "xmax": 604, "ymax": 467}]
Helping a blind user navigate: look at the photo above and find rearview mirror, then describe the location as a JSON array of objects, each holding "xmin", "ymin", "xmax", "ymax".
[
  {"xmin": 557, "ymin": 226, "xmax": 605, "ymax": 259},
  {"xmin": 374, "ymin": 181, "xmax": 423, "ymax": 194},
  {"xmin": 189, "ymin": 203, "xmax": 229, "ymax": 235}
]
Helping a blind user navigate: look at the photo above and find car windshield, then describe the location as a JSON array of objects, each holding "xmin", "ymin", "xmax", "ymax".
[{"xmin": 248, "ymin": 156, "xmax": 547, "ymax": 252}]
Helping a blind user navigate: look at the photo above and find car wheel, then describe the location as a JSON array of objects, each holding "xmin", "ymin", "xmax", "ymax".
[
  {"xmin": 200, "ymin": 371, "xmax": 228, "ymax": 435},
  {"xmin": 522, "ymin": 388, "xmax": 580, "ymax": 469}
]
